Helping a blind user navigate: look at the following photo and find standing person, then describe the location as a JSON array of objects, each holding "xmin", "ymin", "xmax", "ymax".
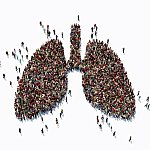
[
  {"xmin": 10, "ymin": 81, "xmax": 12, "ymax": 87},
  {"xmin": 66, "ymin": 96, "xmax": 68, "ymax": 103},
  {"xmin": 3, "ymin": 74, "xmax": 5, "ymax": 79},
  {"xmin": 53, "ymin": 29, "xmax": 55, "ymax": 35},
  {"xmin": 111, "ymin": 126, "xmax": 112, "ymax": 132},
  {"xmin": 91, "ymin": 27, "xmax": 94, "ymax": 33},
  {"xmin": 41, "ymin": 128, "xmax": 44, "ymax": 135},
  {"xmin": 19, "ymin": 49, "xmax": 21, "ymax": 54},
  {"xmin": 138, "ymin": 95, "xmax": 141, "ymax": 101},
  {"xmin": 56, "ymin": 118, "xmax": 59, "ymax": 127},
  {"xmin": 137, "ymin": 91, "xmax": 140, "ymax": 96},
  {"xmin": 26, "ymin": 47, "xmax": 28, "ymax": 53},
  {"xmin": 39, "ymin": 21, "xmax": 42, "ymax": 26},
  {"xmin": 62, "ymin": 32, "xmax": 63, "ymax": 39},
  {"xmin": 41, "ymin": 116, "xmax": 43, "ymax": 122},
  {"xmin": 17, "ymin": 76, "xmax": 20, "ymax": 81},
  {"xmin": 6, "ymin": 51, "xmax": 9, "ymax": 57},
  {"xmin": 19, "ymin": 128, "xmax": 22, "ymax": 136},
  {"xmin": 99, "ymin": 124, "xmax": 102, "ymax": 130},
  {"xmin": 107, "ymin": 39, "xmax": 109, "ymax": 44},
  {"xmin": 60, "ymin": 109, "xmax": 64, "ymax": 118},
  {"xmin": 129, "ymin": 136, "xmax": 132, "ymax": 143},
  {"xmin": 45, "ymin": 125, "xmax": 48, "ymax": 131},
  {"xmin": 56, "ymin": 35, "xmax": 58, "ymax": 40},
  {"xmin": 18, "ymin": 68, "xmax": 20, "ymax": 73},
  {"xmin": 101, "ymin": 115, "xmax": 104, "ymax": 123},
  {"xmin": 106, "ymin": 117, "xmax": 108, "ymax": 123},
  {"xmin": 146, "ymin": 96, "xmax": 149, "ymax": 103},
  {"xmin": 123, "ymin": 48, "xmax": 125, "ymax": 54},
  {"xmin": 26, "ymin": 55, "xmax": 28, "ymax": 60},
  {"xmin": 91, "ymin": 33, "xmax": 93, "ymax": 39},
  {"xmin": 21, "ymin": 42, "xmax": 24, "ymax": 48},
  {"xmin": 113, "ymin": 131, "xmax": 116, "ymax": 138},
  {"xmin": 97, "ymin": 116, "xmax": 99, "ymax": 124},
  {"xmin": 68, "ymin": 90, "xmax": 72, "ymax": 96},
  {"xmin": 78, "ymin": 15, "xmax": 80, "ymax": 22}
]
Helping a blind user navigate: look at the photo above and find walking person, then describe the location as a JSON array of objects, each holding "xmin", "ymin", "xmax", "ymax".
[
  {"xmin": 99, "ymin": 124, "xmax": 102, "ymax": 130},
  {"xmin": 62, "ymin": 32, "xmax": 63, "ymax": 39},
  {"xmin": 97, "ymin": 116, "xmax": 99, "ymax": 124},
  {"xmin": 3, "ymin": 74, "xmax": 5, "ymax": 79},
  {"xmin": 56, "ymin": 118, "xmax": 59, "ymax": 127},
  {"xmin": 53, "ymin": 29, "xmax": 55, "ymax": 35},
  {"xmin": 113, "ymin": 131, "xmax": 116, "ymax": 138},
  {"xmin": 45, "ymin": 125, "xmax": 48, "ymax": 131},
  {"xmin": 19, "ymin": 128, "xmax": 22, "ymax": 136},
  {"xmin": 10, "ymin": 81, "xmax": 12, "ymax": 87},
  {"xmin": 137, "ymin": 91, "xmax": 140, "ymax": 96},
  {"xmin": 129, "ymin": 136, "xmax": 132, "ymax": 143},
  {"xmin": 78, "ymin": 15, "xmax": 80, "ymax": 22},
  {"xmin": 68, "ymin": 90, "xmax": 72, "ymax": 97},
  {"xmin": 21, "ymin": 42, "xmax": 24, "ymax": 48},
  {"xmin": 146, "ymin": 96, "xmax": 149, "ymax": 103},
  {"xmin": 66, "ymin": 96, "xmax": 68, "ymax": 103},
  {"xmin": 123, "ymin": 48, "xmax": 125, "ymax": 54},
  {"xmin": 26, "ymin": 47, "xmax": 28, "ymax": 53},
  {"xmin": 6, "ymin": 51, "xmax": 9, "ymax": 57},
  {"xmin": 41, "ymin": 128, "xmax": 44, "ymax": 135}
]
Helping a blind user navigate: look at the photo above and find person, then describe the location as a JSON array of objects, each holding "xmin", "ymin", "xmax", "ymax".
[
  {"xmin": 146, "ymin": 96, "xmax": 149, "ymax": 103},
  {"xmin": 53, "ymin": 29, "xmax": 55, "ymax": 35},
  {"xmin": 3, "ymin": 74, "xmax": 5, "ymax": 79},
  {"xmin": 78, "ymin": 15, "xmax": 80, "ymax": 21},
  {"xmin": 101, "ymin": 115, "xmax": 104, "ymax": 123},
  {"xmin": 21, "ymin": 42, "xmax": 24, "ymax": 48},
  {"xmin": 66, "ymin": 96, "xmax": 68, "ymax": 103},
  {"xmin": 62, "ymin": 32, "xmax": 63, "ymax": 39},
  {"xmin": 113, "ymin": 131, "xmax": 116, "ymax": 137},
  {"xmin": 19, "ymin": 128, "xmax": 22, "ymax": 135},
  {"xmin": 21, "ymin": 55, "xmax": 23, "ymax": 60},
  {"xmin": 56, "ymin": 118, "xmax": 59, "ymax": 127},
  {"xmin": 123, "ymin": 48, "xmax": 125, "ymax": 54},
  {"xmin": 6, "ymin": 51, "xmax": 9, "ymax": 57},
  {"xmin": 97, "ymin": 116, "xmax": 99, "ymax": 124},
  {"xmin": 45, "ymin": 125, "xmax": 48, "ymax": 131},
  {"xmin": 26, "ymin": 47, "xmax": 28, "ymax": 53},
  {"xmin": 91, "ymin": 27, "xmax": 93, "ymax": 32},
  {"xmin": 107, "ymin": 39, "xmax": 109, "ymax": 44},
  {"xmin": 137, "ymin": 91, "xmax": 140, "ymax": 96},
  {"xmin": 40, "ymin": 21, "xmax": 42, "ymax": 26},
  {"xmin": 17, "ymin": 76, "xmax": 20, "ymax": 81},
  {"xmin": 41, "ymin": 116, "xmax": 43, "ymax": 122},
  {"xmin": 106, "ymin": 117, "xmax": 108, "ymax": 123},
  {"xmin": 99, "ymin": 124, "xmax": 102, "ymax": 130},
  {"xmin": 60, "ymin": 109, "xmax": 63, "ymax": 118},
  {"xmin": 68, "ymin": 90, "xmax": 72, "ymax": 96},
  {"xmin": 56, "ymin": 35, "xmax": 58, "ymax": 40},
  {"xmin": 10, "ymin": 81, "xmax": 12, "ymax": 86},
  {"xmin": 129, "ymin": 136, "xmax": 132, "ymax": 143},
  {"xmin": 91, "ymin": 33, "xmax": 93, "ymax": 39},
  {"xmin": 47, "ymin": 31, "xmax": 50, "ymax": 38},
  {"xmin": 19, "ymin": 49, "xmax": 21, "ymax": 54},
  {"xmin": 18, "ymin": 68, "xmax": 20, "ymax": 73},
  {"xmin": 26, "ymin": 55, "xmax": 28, "ymax": 60},
  {"xmin": 111, "ymin": 126, "xmax": 112, "ymax": 132},
  {"xmin": 41, "ymin": 128, "xmax": 44, "ymax": 135}
]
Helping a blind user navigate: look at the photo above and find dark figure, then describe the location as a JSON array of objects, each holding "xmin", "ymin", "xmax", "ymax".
[
  {"xmin": 19, "ymin": 59, "xmax": 21, "ymax": 64},
  {"xmin": 56, "ymin": 35, "xmax": 58, "ymax": 40},
  {"xmin": 3, "ymin": 74, "xmax": 5, "ymax": 79},
  {"xmin": 122, "ymin": 48, "xmax": 125, "ymax": 54},
  {"xmin": 21, "ymin": 55, "xmax": 23, "ymax": 60},
  {"xmin": 148, "ymin": 104, "xmax": 150, "ymax": 110},
  {"xmin": 145, "ymin": 103, "xmax": 148, "ymax": 108},
  {"xmin": 53, "ymin": 29, "xmax": 55, "ymax": 35},
  {"xmin": 68, "ymin": 90, "xmax": 72, "ymax": 96},
  {"xmin": 41, "ymin": 116, "xmax": 43, "ymax": 122},
  {"xmin": 19, "ymin": 49, "xmax": 21, "ymax": 54},
  {"xmin": 45, "ymin": 125, "xmax": 48, "ymax": 131},
  {"xmin": 107, "ymin": 39, "xmax": 109, "ymax": 44},
  {"xmin": 111, "ymin": 126, "xmax": 112, "ymax": 132},
  {"xmin": 138, "ymin": 96, "xmax": 141, "ymax": 101},
  {"xmin": 19, "ymin": 128, "xmax": 22, "ymax": 135},
  {"xmin": 60, "ymin": 109, "xmax": 64, "ymax": 118},
  {"xmin": 47, "ymin": 31, "xmax": 50, "ymax": 38},
  {"xmin": 6, "ymin": 51, "xmax": 9, "ymax": 57},
  {"xmin": 10, "ymin": 81, "xmax": 12, "ymax": 86},
  {"xmin": 106, "ymin": 117, "xmax": 108, "ymax": 123},
  {"xmin": 95, "ymin": 25, "xmax": 98, "ymax": 31},
  {"xmin": 26, "ymin": 47, "xmax": 28, "ymax": 53},
  {"xmin": 15, "ymin": 66, "xmax": 18, "ymax": 71},
  {"xmin": 91, "ymin": 33, "xmax": 93, "ymax": 39},
  {"xmin": 78, "ymin": 15, "xmax": 80, "ymax": 21},
  {"xmin": 94, "ymin": 24, "xmax": 96, "ymax": 29},
  {"xmin": 137, "ymin": 91, "xmax": 140, "ymax": 96},
  {"xmin": 101, "ymin": 115, "xmax": 104, "ymax": 123},
  {"xmin": 129, "ymin": 136, "xmax": 132, "ymax": 143},
  {"xmin": 146, "ymin": 96, "xmax": 149, "ymax": 102},
  {"xmin": 39, "ymin": 21, "xmax": 42, "ymax": 26},
  {"xmin": 66, "ymin": 96, "xmax": 68, "ymax": 103},
  {"xmin": 17, "ymin": 76, "xmax": 20, "ymax": 81},
  {"xmin": 56, "ymin": 118, "xmax": 59, "ymax": 127},
  {"xmin": 18, "ymin": 68, "xmax": 20, "ymax": 73},
  {"xmin": 91, "ymin": 27, "xmax": 94, "ymax": 32},
  {"xmin": 95, "ymin": 31, "xmax": 97, "ymax": 37},
  {"xmin": 26, "ymin": 55, "xmax": 28, "ymax": 60},
  {"xmin": 62, "ymin": 32, "xmax": 63, "ymax": 38},
  {"xmin": 41, "ymin": 128, "xmax": 44, "ymax": 135},
  {"xmin": 99, "ymin": 124, "xmax": 102, "ymax": 130},
  {"xmin": 113, "ymin": 131, "xmax": 116, "ymax": 137},
  {"xmin": 21, "ymin": 42, "xmax": 24, "ymax": 48},
  {"xmin": 14, "ymin": 49, "xmax": 16, "ymax": 53},
  {"xmin": 97, "ymin": 116, "xmax": 99, "ymax": 124}
]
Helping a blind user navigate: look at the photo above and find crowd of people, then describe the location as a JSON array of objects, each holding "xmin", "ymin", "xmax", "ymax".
[
  {"xmin": 14, "ymin": 39, "xmax": 68, "ymax": 121},
  {"xmin": 67, "ymin": 24, "xmax": 81, "ymax": 72},
  {"xmin": 14, "ymin": 20, "xmax": 136, "ymax": 122},
  {"xmin": 81, "ymin": 39, "xmax": 136, "ymax": 120}
]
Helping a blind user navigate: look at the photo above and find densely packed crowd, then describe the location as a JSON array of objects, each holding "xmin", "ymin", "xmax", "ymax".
[
  {"xmin": 81, "ymin": 40, "xmax": 136, "ymax": 120},
  {"xmin": 67, "ymin": 24, "xmax": 81, "ymax": 72},
  {"xmin": 14, "ymin": 22, "xmax": 135, "ymax": 121},
  {"xmin": 14, "ymin": 39, "xmax": 68, "ymax": 121}
]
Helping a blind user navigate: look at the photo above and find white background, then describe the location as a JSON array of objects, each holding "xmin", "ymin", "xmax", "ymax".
[{"xmin": 0, "ymin": 0, "xmax": 150, "ymax": 149}]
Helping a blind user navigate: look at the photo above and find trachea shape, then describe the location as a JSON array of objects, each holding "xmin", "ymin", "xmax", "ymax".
[
  {"xmin": 14, "ymin": 40, "xmax": 68, "ymax": 121},
  {"xmin": 14, "ymin": 24, "xmax": 135, "ymax": 121},
  {"xmin": 82, "ymin": 40, "xmax": 135, "ymax": 120},
  {"xmin": 67, "ymin": 24, "xmax": 81, "ymax": 72}
]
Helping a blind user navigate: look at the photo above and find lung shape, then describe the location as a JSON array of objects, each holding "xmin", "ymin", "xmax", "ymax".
[
  {"xmin": 14, "ymin": 40, "xmax": 68, "ymax": 120},
  {"xmin": 82, "ymin": 40, "xmax": 135, "ymax": 120},
  {"xmin": 14, "ymin": 23, "xmax": 135, "ymax": 121}
]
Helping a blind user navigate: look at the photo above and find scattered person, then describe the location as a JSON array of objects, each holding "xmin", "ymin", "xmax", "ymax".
[
  {"xmin": 97, "ymin": 116, "xmax": 99, "ymax": 124},
  {"xmin": 129, "ymin": 136, "xmax": 132, "ymax": 143},
  {"xmin": 6, "ymin": 51, "xmax": 9, "ymax": 57},
  {"xmin": 10, "ymin": 81, "xmax": 12, "ymax": 86},
  {"xmin": 62, "ymin": 32, "xmax": 63, "ymax": 39},
  {"xmin": 41, "ymin": 116, "xmax": 43, "ymax": 122},
  {"xmin": 99, "ymin": 124, "xmax": 102, "ymax": 130},
  {"xmin": 107, "ymin": 39, "xmax": 109, "ymax": 44},
  {"xmin": 78, "ymin": 15, "xmax": 80, "ymax": 21},
  {"xmin": 146, "ymin": 96, "xmax": 149, "ymax": 103},
  {"xmin": 113, "ymin": 131, "xmax": 116, "ymax": 137},
  {"xmin": 45, "ymin": 125, "xmax": 48, "ymax": 131},
  {"xmin": 17, "ymin": 76, "xmax": 20, "ymax": 81},
  {"xmin": 19, "ymin": 128, "xmax": 22, "ymax": 135},
  {"xmin": 137, "ymin": 91, "xmax": 140, "ymax": 96},
  {"xmin": 106, "ymin": 117, "xmax": 108, "ymax": 123},
  {"xmin": 68, "ymin": 90, "xmax": 72, "ymax": 96},
  {"xmin": 3, "ymin": 74, "xmax": 5, "ymax": 79},
  {"xmin": 66, "ymin": 96, "xmax": 68, "ymax": 103},
  {"xmin": 26, "ymin": 55, "xmax": 28, "ymax": 60},
  {"xmin": 123, "ymin": 48, "xmax": 125, "ymax": 54},
  {"xmin": 53, "ymin": 29, "xmax": 55, "ymax": 35},
  {"xmin": 19, "ymin": 49, "xmax": 21, "ymax": 54},
  {"xmin": 39, "ymin": 21, "xmax": 42, "ymax": 26},
  {"xmin": 26, "ymin": 47, "xmax": 28, "ymax": 53},
  {"xmin": 21, "ymin": 42, "xmax": 24, "ymax": 48},
  {"xmin": 41, "ymin": 128, "xmax": 44, "ymax": 135},
  {"xmin": 56, "ymin": 118, "xmax": 59, "ymax": 127}
]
